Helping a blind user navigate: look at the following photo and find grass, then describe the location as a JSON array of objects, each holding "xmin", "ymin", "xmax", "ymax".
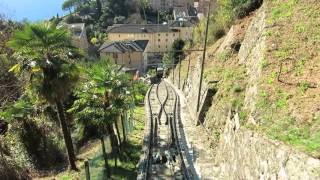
[
  {"xmin": 217, "ymin": 50, "xmax": 232, "ymax": 62},
  {"xmin": 83, "ymin": 106, "xmax": 145, "ymax": 180},
  {"xmin": 259, "ymin": 116, "xmax": 320, "ymax": 158},
  {"xmin": 256, "ymin": 0, "xmax": 320, "ymax": 157},
  {"xmin": 37, "ymin": 106, "xmax": 145, "ymax": 180}
]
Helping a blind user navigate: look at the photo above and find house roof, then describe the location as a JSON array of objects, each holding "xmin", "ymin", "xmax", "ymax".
[
  {"xmin": 98, "ymin": 40, "xmax": 149, "ymax": 53},
  {"xmin": 106, "ymin": 24, "xmax": 179, "ymax": 34},
  {"xmin": 168, "ymin": 20, "xmax": 195, "ymax": 27}
]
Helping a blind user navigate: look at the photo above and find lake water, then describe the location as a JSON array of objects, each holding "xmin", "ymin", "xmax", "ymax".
[{"xmin": 0, "ymin": 0, "xmax": 66, "ymax": 21}]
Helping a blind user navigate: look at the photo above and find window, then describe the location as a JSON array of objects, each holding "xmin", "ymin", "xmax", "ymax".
[
  {"xmin": 158, "ymin": 33, "xmax": 161, "ymax": 36},
  {"xmin": 173, "ymin": 33, "xmax": 175, "ymax": 36},
  {"xmin": 158, "ymin": 39, "xmax": 161, "ymax": 42},
  {"xmin": 113, "ymin": 53, "xmax": 118, "ymax": 59},
  {"xmin": 158, "ymin": 45, "xmax": 161, "ymax": 48},
  {"xmin": 118, "ymin": 35, "xmax": 121, "ymax": 38},
  {"xmin": 166, "ymin": 33, "xmax": 168, "ymax": 36},
  {"xmin": 166, "ymin": 39, "xmax": 168, "ymax": 42}
]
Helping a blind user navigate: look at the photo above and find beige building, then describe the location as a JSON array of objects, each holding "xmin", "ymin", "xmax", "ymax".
[
  {"xmin": 106, "ymin": 21, "xmax": 194, "ymax": 53},
  {"xmin": 98, "ymin": 40, "xmax": 149, "ymax": 73},
  {"xmin": 149, "ymin": 0, "xmax": 194, "ymax": 10}
]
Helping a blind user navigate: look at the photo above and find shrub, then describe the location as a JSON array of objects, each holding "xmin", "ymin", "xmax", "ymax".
[
  {"xmin": 193, "ymin": 0, "xmax": 263, "ymax": 44},
  {"xmin": 1, "ymin": 96, "xmax": 65, "ymax": 170},
  {"xmin": 133, "ymin": 81, "xmax": 149, "ymax": 104}
]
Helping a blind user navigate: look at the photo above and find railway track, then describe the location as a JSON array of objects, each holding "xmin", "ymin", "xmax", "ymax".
[{"xmin": 138, "ymin": 81, "xmax": 192, "ymax": 180}]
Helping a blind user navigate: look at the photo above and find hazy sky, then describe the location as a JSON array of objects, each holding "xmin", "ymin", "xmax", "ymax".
[{"xmin": 0, "ymin": 0, "xmax": 66, "ymax": 21}]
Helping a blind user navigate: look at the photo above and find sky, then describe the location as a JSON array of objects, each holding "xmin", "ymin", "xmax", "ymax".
[{"xmin": 0, "ymin": 0, "xmax": 66, "ymax": 22}]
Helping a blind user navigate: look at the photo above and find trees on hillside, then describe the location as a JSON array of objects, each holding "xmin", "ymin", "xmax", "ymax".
[
  {"xmin": 7, "ymin": 22, "xmax": 79, "ymax": 170},
  {"xmin": 0, "ymin": 20, "xmax": 21, "ymax": 109},
  {"xmin": 172, "ymin": 38, "xmax": 186, "ymax": 62},
  {"xmin": 62, "ymin": 0, "xmax": 77, "ymax": 13},
  {"xmin": 163, "ymin": 38, "xmax": 186, "ymax": 66},
  {"xmin": 3, "ymin": 19, "xmax": 149, "ymax": 175}
]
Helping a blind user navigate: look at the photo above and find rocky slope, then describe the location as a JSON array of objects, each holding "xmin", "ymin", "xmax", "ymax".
[{"xmin": 168, "ymin": 0, "xmax": 320, "ymax": 179}]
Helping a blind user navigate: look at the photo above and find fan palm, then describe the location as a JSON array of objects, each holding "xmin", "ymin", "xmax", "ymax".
[
  {"xmin": 70, "ymin": 59, "xmax": 133, "ymax": 176},
  {"xmin": 7, "ymin": 22, "xmax": 79, "ymax": 170}
]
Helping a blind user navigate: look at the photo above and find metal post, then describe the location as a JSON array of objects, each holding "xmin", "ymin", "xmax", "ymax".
[
  {"xmin": 196, "ymin": 1, "xmax": 211, "ymax": 115},
  {"xmin": 178, "ymin": 56, "xmax": 181, "ymax": 89},
  {"xmin": 101, "ymin": 136, "xmax": 111, "ymax": 178},
  {"xmin": 186, "ymin": 55, "xmax": 191, "ymax": 81},
  {"xmin": 172, "ymin": 57, "xmax": 175, "ymax": 85},
  {"xmin": 85, "ymin": 160, "xmax": 90, "ymax": 180}
]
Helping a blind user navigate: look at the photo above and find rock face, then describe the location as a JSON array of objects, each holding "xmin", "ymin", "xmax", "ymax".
[
  {"xmin": 214, "ymin": 112, "xmax": 320, "ymax": 180},
  {"xmin": 183, "ymin": 58, "xmax": 210, "ymax": 125},
  {"xmin": 169, "ymin": 1, "xmax": 320, "ymax": 179},
  {"xmin": 212, "ymin": 3, "xmax": 320, "ymax": 178},
  {"xmin": 239, "ymin": 2, "xmax": 267, "ymax": 124}
]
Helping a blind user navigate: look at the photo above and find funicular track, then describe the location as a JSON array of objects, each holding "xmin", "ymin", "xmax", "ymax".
[{"xmin": 138, "ymin": 81, "xmax": 192, "ymax": 180}]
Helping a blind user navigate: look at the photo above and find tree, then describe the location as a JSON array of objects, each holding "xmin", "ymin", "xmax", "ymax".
[
  {"xmin": 106, "ymin": 0, "xmax": 128, "ymax": 17},
  {"xmin": 114, "ymin": 16, "xmax": 126, "ymax": 24},
  {"xmin": 172, "ymin": 38, "xmax": 185, "ymax": 64},
  {"xmin": 70, "ymin": 59, "xmax": 133, "ymax": 175},
  {"xmin": 139, "ymin": 0, "xmax": 149, "ymax": 23},
  {"xmin": 96, "ymin": 0, "xmax": 102, "ymax": 18},
  {"xmin": 7, "ymin": 22, "xmax": 79, "ymax": 170},
  {"xmin": 0, "ymin": 19, "xmax": 21, "ymax": 109},
  {"xmin": 62, "ymin": 0, "xmax": 89, "ymax": 13},
  {"xmin": 62, "ymin": 0, "xmax": 76, "ymax": 14}
]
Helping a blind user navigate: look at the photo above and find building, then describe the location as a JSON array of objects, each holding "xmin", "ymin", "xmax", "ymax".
[
  {"xmin": 98, "ymin": 40, "xmax": 149, "ymax": 73},
  {"xmin": 194, "ymin": 0, "xmax": 217, "ymax": 19},
  {"xmin": 59, "ymin": 23, "xmax": 89, "ymax": 51},
  {"xmin": 173, "ymin": 6, "xmax": 189, "ymax": 20},
  {"xmin": 106, "ymin": 21, "xmax": 194, "ymax": 53},
  {"xmin": 149, "ymin": 0, "xmax": 194, "ymax": 11},
  {"xmin": 168, "ymin": 20, "xmax": 194, "ymax": 40}
]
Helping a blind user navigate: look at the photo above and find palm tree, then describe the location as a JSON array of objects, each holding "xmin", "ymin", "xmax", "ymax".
[
  {"xmin": 7, "ymin": 22, "xmax": 79, "ymax": 170},
  {"xmin": 70, "ymin": 59, "xmax": 133, "ymax": 175}
]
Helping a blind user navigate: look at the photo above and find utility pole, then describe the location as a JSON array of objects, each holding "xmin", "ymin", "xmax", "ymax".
[
  {"xmin": 172, "ymin": 56, "xmax": 175, "ymax": 85},
  {"xmin": 178, "ymin": 55, "xmax": 182, "ymax": 89},
  {"xmin": 196, "ymin": 1, "xmax": 211, "ymax": 115},
  {"xmin": 186, "ymin": 54, "xmax": 191, "ymax": 84}
]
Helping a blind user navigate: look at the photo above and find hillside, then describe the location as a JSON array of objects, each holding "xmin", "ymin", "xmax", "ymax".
[{"xmin": 168, "ymin": 0, "xmax": 320, "ymax": 178}]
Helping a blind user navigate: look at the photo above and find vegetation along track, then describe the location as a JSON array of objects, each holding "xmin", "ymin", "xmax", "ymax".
[{"xmin": 139, "ymin": 81, "xmax": 191, "ymax": 180}]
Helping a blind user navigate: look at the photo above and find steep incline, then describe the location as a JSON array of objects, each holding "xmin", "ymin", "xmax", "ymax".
[{"xmin": 168, "ymin": 0, "xmax": 320, "ymax": 179}]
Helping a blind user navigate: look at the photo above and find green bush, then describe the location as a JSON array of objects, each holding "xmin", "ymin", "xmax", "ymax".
[
  {"xmin": 1, "ymin": 96, "xmax": 65, "ymax": 169},
  {"xmin": 193, "ymin": 0, "xmax": 263, "ymax": 44},
  {"xmin": 133, "ymin": 81, "xmax": 149, "ymax": 104}
]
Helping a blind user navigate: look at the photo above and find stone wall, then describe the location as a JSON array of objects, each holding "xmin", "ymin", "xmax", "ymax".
[
  {"xmin": 182, "ymin": 58, "xmax": 210, "ymax": 125},
  {"xmin": 213, "ymin": 112, "xmax": 320, "ymax": 180},
  {"xmin": 238, "ymin": 1, "xmax": 267, "ymax": 124},
  {"xmin": 169, "ymin": 1, "xmax": 320, "ymax": 179},
  {"xmin": 211, "ymin": 3, "xmax": 320, "ymax": 179}
]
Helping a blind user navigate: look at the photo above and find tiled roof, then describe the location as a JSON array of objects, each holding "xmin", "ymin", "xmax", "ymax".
[
  {"xmin": 98, "ymin": 40, "xmax": 149, "ymax": 53},
  {"xmin": 106, "ymin": 24, "xmax": 178, "ymax": 33}
]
